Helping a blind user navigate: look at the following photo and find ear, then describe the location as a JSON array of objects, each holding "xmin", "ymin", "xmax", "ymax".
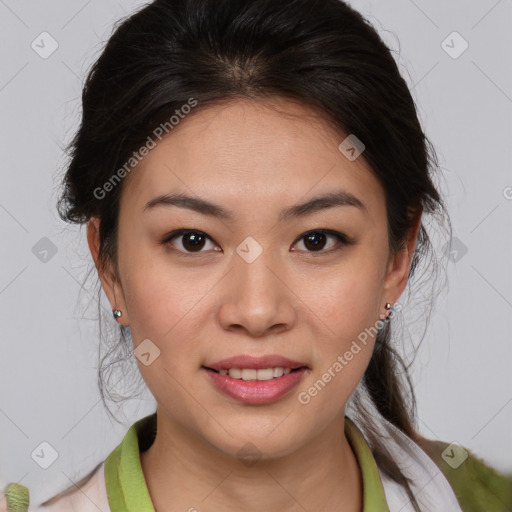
[
  {"xmin": 381, "ymin": 206, "xmax": 423, "ymax": 304},
  {"xmin": 87, "ymin": 217, "xmax": 130, "ymax": 325}
]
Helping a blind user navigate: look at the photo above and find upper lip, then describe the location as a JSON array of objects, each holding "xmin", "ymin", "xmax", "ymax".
[{"xmin": 203, "ymin": 355, "xmax": 308, "ymax": 371}]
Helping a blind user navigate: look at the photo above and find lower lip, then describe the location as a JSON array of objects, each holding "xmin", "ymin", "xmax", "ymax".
[{"xmin": 203, "ymin": 367, "xmax": 307, "ymax": 404}]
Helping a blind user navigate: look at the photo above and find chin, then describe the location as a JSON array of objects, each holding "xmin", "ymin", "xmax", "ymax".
[{"xmin": 203, "ymin": 423, "xmax": 304, "ymax": 462}]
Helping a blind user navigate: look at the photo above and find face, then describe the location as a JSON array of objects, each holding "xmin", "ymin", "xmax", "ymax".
[{"xmin": 88, "ymin": 97, "xmax": 418, "ymax": 459}]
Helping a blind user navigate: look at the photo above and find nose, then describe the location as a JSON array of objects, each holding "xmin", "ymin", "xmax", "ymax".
[{"xmin": 217, "ymin": 246, "xmax": 297, "ymax": 338}]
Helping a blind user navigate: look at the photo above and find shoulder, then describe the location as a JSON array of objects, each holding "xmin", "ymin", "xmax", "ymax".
[
  {"xmin": 415, "ymin": 435, "xmax": 512, "ymax": 512},
  {"xmin": 33, "ymin": 460, "xmax": 110, "ymax": 512}
]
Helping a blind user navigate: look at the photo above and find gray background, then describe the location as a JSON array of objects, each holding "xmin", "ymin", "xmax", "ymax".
[{"xmin": 0, "ymin": 0, "xmax": 511, "ymax": 506}]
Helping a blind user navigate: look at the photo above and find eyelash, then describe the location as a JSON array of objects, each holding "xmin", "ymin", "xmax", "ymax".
[{"xmin": 160, "ymin": 228, "xmax": 354, "ymax": 258}]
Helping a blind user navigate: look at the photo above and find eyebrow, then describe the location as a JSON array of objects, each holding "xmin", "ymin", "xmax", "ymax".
[{"xmin": 142, "ymin": 190, "xmax": 367, "ymax": 221}]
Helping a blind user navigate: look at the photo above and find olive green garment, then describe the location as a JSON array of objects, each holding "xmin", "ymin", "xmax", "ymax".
[{"xmin": 416, "ymin": 436, "xmax": 512, "ymax": 511}]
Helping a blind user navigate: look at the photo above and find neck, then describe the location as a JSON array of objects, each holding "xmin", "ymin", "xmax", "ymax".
[{"xmin": 140, "ymin": 408, "xmax": 363, "ymax": 512}]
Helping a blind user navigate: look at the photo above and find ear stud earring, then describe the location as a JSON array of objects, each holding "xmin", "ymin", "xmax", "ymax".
[
  {"xmin": 112, "ymin": 309, "xmax": 122, "ymax": 319},
  {"xmin": 379, "ymin": 302, "xmax": 392, "ymax": 321}
]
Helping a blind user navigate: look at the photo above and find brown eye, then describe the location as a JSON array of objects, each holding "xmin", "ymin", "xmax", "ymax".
[
  {"xmin": 163, "ymin": 230, "xmax": 218, "ymax": 255},
  {"xmin": 179, "ymin": 231, "xmax": 207, "ymax": 252},
  {"xmin": 302, "ymin": 232, "xmax": 329, "ymax": 251},
  {"xmin": 293, "ymin": 230, "xmax": 351, "ymax": 254}
]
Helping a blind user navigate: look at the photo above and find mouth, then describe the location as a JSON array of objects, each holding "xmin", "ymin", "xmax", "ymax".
[{"xmin": 201, "ymin": 365, "xmax": 309, "ymax": 404}]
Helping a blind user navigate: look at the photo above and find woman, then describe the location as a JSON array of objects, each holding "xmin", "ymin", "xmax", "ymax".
[{"xmin": 2, "ymin": 0, "xmax": 511, "ymax": 510}]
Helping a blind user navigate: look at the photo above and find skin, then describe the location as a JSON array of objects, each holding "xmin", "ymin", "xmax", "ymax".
[{"xmin": 87, "ymin": 97, "xmax": 421, "ymax": 511}]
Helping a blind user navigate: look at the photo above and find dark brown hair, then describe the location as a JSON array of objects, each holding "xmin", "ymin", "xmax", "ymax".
[{"xmin": 55, "ymin": 0, "xmax": 452, "ymax": 509}]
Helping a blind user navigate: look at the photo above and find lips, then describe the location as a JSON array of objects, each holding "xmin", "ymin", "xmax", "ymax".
[
  {"xmin": 203, "ymin": 365, "xmax": 308, "ymax": 404},
  {"xmin": 203, "ymin": 354, "xmax": 308, "ymax": 371}
]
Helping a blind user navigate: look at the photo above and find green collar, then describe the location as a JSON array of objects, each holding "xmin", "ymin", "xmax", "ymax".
[
  {"xmin": 345, "ymin": 417, "xmax": 390, "ymax": 511},
  {"xmin": 104, "ymin": 413, "xmax": 156, "ymax": 511},
  {"xmin": 104, "ymin": 413, "xmax": 389, "ymax": 511}
]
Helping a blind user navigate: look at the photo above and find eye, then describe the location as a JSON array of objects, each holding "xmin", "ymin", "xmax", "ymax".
[
  {"xmin": 292, "ymin": 229, "xmax": 352, "ymax": 255},
  {"xmin": 162, "ymin": 229, "xmax": 219, "ymax": 256}
]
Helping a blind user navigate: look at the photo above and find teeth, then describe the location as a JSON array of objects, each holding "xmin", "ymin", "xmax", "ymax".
[{"xmin": 218, "ymin": 367, "xmax": 295, "ymax": 380}]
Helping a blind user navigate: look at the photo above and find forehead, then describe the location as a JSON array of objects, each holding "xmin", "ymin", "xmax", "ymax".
[{"xmin": 120, "ymin": 97, "xmax": 384, "ymax": 217}]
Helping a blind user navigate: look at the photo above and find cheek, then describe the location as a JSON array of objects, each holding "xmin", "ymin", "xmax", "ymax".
[
  {"xmin": 298, "ymin": 334, "xmax": 375, "ymax": 419},
  {"xmin": 300, "ymin": 264, "xmax": 381, "ymax": 409},
  {"xmin": 125, "ymin": 272, "xmax": 204, "ymax": 418},
  {"xmin": 120, "ymin": 255, "xmax": 211, "ymax": 369},
  {"xmin": 126, "ymin": 278, "xmax": 204, "ymax": 378},
  {"xmin": 316, "ymin": 265, "xmax": 383, "ymax": 339},
  {"xmin": 121, "ymin": 253, "xmax": 205, "ymax": 340}
]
